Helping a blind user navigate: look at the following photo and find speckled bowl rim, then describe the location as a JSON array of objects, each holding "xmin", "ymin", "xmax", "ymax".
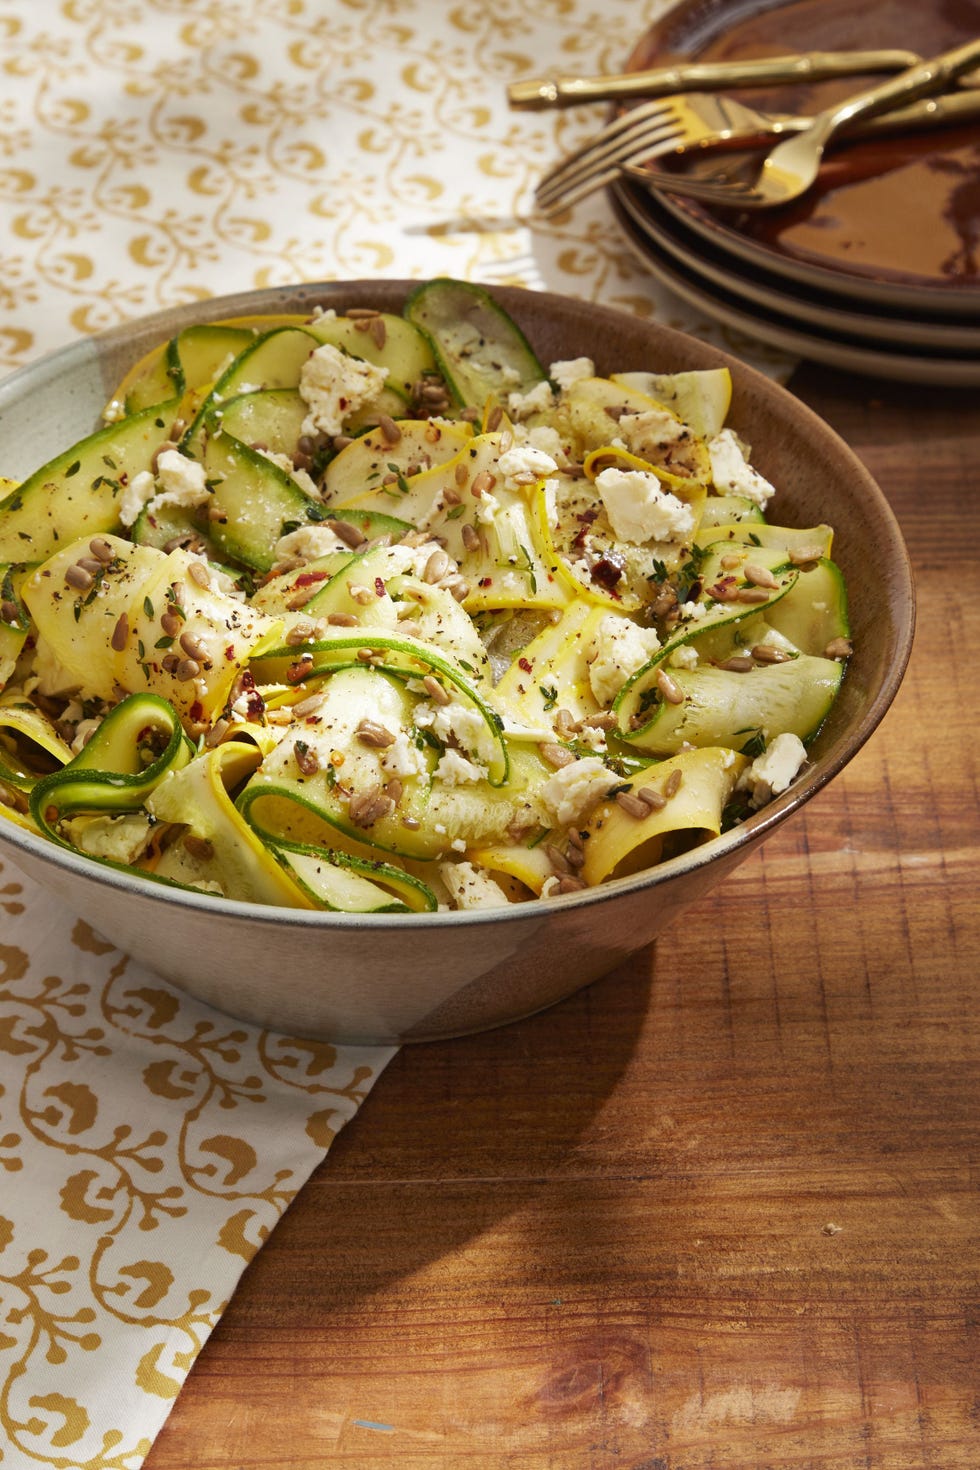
[{"xmin": 0, "ymin": 279, "xmax": 916, "ymax": 934}]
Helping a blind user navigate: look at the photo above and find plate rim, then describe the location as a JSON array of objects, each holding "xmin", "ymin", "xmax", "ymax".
[
  {"xmin": 612, "ymin": 179, "xmax": 980, "ymax": 353},
  {"xmin": 610, "ymin": 190, "xmax": 980, "ymax": 388}
]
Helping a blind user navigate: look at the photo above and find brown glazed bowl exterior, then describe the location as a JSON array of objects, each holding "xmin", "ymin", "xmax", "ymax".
[{"xmin": 0, "ymin": 281, "xmax": 914, "ymax": 1042}]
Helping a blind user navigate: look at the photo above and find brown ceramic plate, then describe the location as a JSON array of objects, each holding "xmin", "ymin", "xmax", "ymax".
[
  {"xmin": 613, "ymin": 179, "xmax": 980, "ymax": 352},
  {"xmin": 612, "ymin": 186, "xmax": 980, "ymax": 385},
  {"xmin": 623, "ymin": 0, "xmax": 980, "ymax": 314}
]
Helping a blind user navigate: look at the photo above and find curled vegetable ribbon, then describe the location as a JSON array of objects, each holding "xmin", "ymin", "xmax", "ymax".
[{"xmin": 29, "ymin": 693, "xmax": 193, "ymax": 845}]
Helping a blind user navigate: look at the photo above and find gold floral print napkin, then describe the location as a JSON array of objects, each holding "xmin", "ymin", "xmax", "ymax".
[
  {"xmin": 0, "ymin": 0, "xmax": 790, "ymax": 1464},
  {"xmin": 0, "ymin": 0, "xmax": 785, "ymax": 374},
  {"xmin": 0, "ymin": 860, "xmax": 396, "ymax": 1468}
]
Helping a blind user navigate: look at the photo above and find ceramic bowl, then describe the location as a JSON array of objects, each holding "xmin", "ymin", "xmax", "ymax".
[{"xmin": 0, "ymin": 281, "xmax": 914, "ymax": 1042}]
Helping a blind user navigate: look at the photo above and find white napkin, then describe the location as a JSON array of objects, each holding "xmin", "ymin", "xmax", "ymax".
[{"xmin": 0, "ymin": 1, "xmax": 791, "ymax": 1462}]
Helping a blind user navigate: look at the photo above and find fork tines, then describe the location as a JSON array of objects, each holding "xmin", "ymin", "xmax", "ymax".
[{"xmin": 533, "ymin": 100, "xmax": 683, "ymax": 213}]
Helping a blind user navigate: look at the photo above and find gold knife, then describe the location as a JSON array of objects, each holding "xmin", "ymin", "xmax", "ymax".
[{"xmin": 508, "ymin": 48, "xmax": 922, "ymax": 109}]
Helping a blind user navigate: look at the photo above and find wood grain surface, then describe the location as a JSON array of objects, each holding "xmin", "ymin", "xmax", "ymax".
[{"xmin": 146, "ymin": 361, "xmax": 980, "ymax": 1470}]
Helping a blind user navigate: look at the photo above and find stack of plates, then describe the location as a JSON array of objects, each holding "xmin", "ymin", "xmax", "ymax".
[{"xmin": 610, "ymin": 0, "xmax": 980, "ymax": 385}]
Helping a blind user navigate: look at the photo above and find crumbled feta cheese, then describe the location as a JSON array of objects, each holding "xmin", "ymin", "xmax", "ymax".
[
  {"xmin": 595, "ymin": 467, "xmax": 696, "ymax": 545},
  {"xmin": 118, "ymin": 469, "xmax": 157, "ymax": 528},
  {"xmin": 496, "ymin": 445, "xmax": 558, "ymax": 486},
  {"xmin": 708, "ymin": 429, "xmax": 776, "ymax": 509},
  {"xmin": 122, "ymin": 449, "xmax": 211, "ymax": 526},
  {"xmin": 228, "ymin": 686, "xmax": 263, "ymax": 724},
  {"xmin": 575, "ymin": 722, "xmax": 608, "ymax": 753},
  {"xmin": 587, "ymin": 614, "xmax": 661, "ymax": 706},
  {"xmin": 523, "ymin": 424, "xmax": 565, "ymax": 460},
  {"xmin": 618, "ymin": 408, "xmax": 690, "ymax": 461},
  {"xmin": 415, "ymin": 698, "xmax": 497, "ymax": 768},
  {"xmin": 69, "ymin": 811, "xmax": 155, "ymax": 864},
  {"xmin": 299, "ymin": 342, "xmax": 388, "ymax": 438},
  {"xmin": 70, "ymin": 716, "xmax": 101, "ymax": 753},
  {"xmin": 102, "ymin": 398, "xmax": 126, "ymax": 424},
  {"xmin": 678, "ymin": 600, "xmax": 708, "ymax": 621},
  {"xmin": 570, "ymin": 551, "xmax": 594, "ymax": 585},
  {"xmin": 152, "ymin": 449, "xmax": 211, "ymax": 513},
  {"xmin": 257, "ymin": 447, "xmax": 318, "ymax": 498},
  {"xmin": 381, "ymin": 730, "xmax": 428, "ymax": 780},
  {"xmin": 210, "ymin": 564, "xmax": 246, "ymax": 602},
  {"xmin": 439, "ymin": 860, "xmax": 510, "ymax": 910},
  {"xmin": 549, "ymin": 357, "xmax": 594, "ymax": 391},
  {"xmin": 739, "ymin": 731, "xmax": 808, "ymax": 807},
  {"xmin": 401, "ymin": 540, "xmax": 459, "ymax": 579},
  {"xmin": 669, "ymin": 642, "xmax": 699, "ymax": 670},
  {"xmin": 474, "ymin": 490, "xmax": 503, "ymax": 527},
  {"xmin": 537, "ymin": 756, "xmax": 618, "ymax": 827},
  {"xmin": 507, "ymin": 379, "xmax": 555, "ymax": 419},
  {"xmin": 433, "ymin": 747, "xmax": 485, "ymax": 786},
  {"xmin": 274, "ymin": 524, "xmax": 354, "ymax": 562}
]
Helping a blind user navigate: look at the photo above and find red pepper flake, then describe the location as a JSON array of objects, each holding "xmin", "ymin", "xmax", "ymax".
[
  {"xmin": 518, "ymin": 657, "xmax": 533, "ymax": 673},
  {"xmin": 188, "ymin": 700, "xmax": 205, "ymax": 723},
  {"xmin": 225, "ymin": 644, "xmax": 235, "ymax": 660},
  {"xmin": 591, "ymin": 558, "xmax": 622, "ymax": 592},
  {"xmin": 478, "ymin": 576, "xmax": 493, "ymax": 587},
  {"xmin": 571, "ymin": 509, "xmax": 598, "ymax": 551},
  {"xmin": 235, "ymin": 668, "xmax": 265, "ymax": 720},
  {"xmin": 374, "ymin": 576, "xmax": 386, "ymax": 597},
  {"xmin": 707, "ymin": 577, "xmax": 739, "ymax": 602},
  {"xmin": 295, "ymin": 571, "xmax": 327, "ymax": 588}
]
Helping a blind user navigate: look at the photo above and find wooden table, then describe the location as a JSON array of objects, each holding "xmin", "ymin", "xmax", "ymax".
[{"xmin": 147, "ymin": 360, "xmax": 980, "ymax": 1470}]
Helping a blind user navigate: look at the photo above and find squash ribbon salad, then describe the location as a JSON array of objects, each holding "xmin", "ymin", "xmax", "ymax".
[{"xmin": 0, "ymin": 279, "xmax": 852, "ymax": 913}]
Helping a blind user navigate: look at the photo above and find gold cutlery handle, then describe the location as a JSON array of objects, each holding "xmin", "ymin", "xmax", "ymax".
[
  {"xmin": 819, "ymin": 84, "xmax": 980, "ymax": 141},
  {"xmin": 619, "ymin": 88, "xmax": 980, "ymax": 189},
  {"xmin": 508, "ymin": 48, "xmax": 922, "ymax": 109},
  {"xmin": 814, "ymin": 37, "xmax": 980, "ymax": 143}
]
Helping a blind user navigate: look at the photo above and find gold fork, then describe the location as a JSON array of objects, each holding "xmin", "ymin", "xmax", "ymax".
[
  {"xmin": 535, "ymin": 87, "xmax": 980, "ymax": 216},
  {"xmin": 535, "ymin": 95, "xmax": 795, "ymax": 214},
  {"xmin": 616, "ymin": 39, "xmax": 980, "ymax": 210}
]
